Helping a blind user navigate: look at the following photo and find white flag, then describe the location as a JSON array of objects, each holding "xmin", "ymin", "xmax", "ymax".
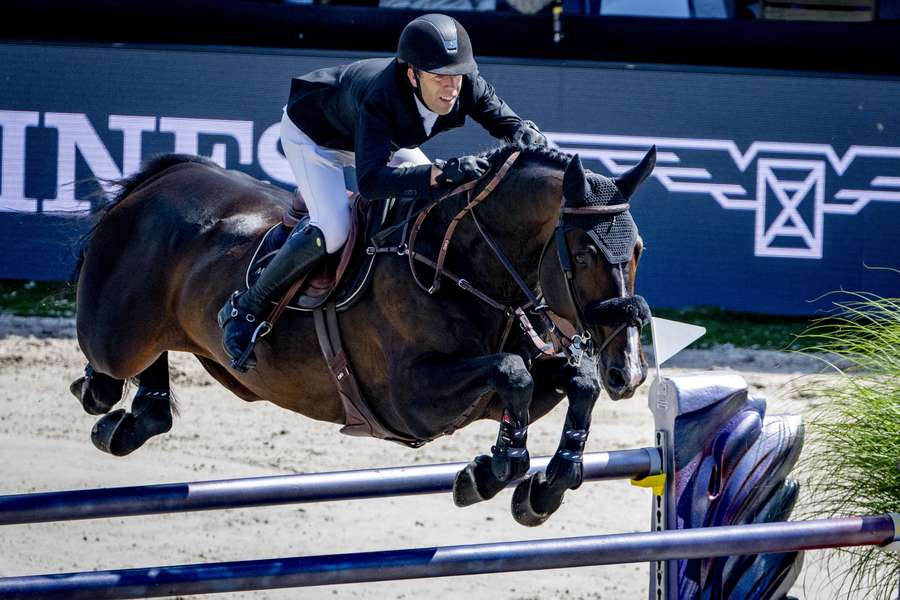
[{"xmin": 651, "ymin": 317, "xmax": 706, "ymax": 367}]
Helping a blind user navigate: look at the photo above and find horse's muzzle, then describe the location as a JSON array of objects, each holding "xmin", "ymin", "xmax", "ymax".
[{"xmin": 583, "ymin": 295, "xmax": 651, "ymax": 329}]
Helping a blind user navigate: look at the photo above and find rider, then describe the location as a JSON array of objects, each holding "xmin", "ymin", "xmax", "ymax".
[{"xmin": 219, "ymin": 13, "xmax": 548, "ymax": 371}]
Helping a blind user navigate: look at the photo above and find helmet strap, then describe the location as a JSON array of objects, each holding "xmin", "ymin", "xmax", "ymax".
[{"xmin": 411, "ymin": 68, "xmax": 427, "ymax": 106}]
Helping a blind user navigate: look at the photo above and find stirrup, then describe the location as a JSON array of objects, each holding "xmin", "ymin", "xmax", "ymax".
[
  {"xmin": 230, "ymin": 319, "xmax": 271, "ymax": 372},
  {"xmin": 217, "ymin": 291, "xmax": 272, "ymax": 372}
]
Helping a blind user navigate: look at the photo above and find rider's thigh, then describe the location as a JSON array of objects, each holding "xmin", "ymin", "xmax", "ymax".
[{"xmin": 280, "ymin": 116, "xmax": 351, "ymax": 254}]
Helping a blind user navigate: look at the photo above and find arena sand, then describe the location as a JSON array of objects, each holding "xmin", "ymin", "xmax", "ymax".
[{"xmin": 0, "ymin": 316, "xmax": 847, "ymax": 599}]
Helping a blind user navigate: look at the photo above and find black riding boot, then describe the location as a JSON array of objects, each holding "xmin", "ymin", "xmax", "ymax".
[{"xmin": 218, "ymin": 224, "xmax": 327, "ymax": 371}]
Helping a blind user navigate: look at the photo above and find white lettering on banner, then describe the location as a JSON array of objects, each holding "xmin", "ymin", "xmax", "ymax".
[
  {"xmin": 158, "ymin": 117, "xmax": 253, "ymax": 168},
  {"xmin": 45, "ymin": 112, "xmax": 123, "ymax": 213},
  {"xmin": 0, "ymin": 112, "xmax": 270, "ymax": 214},
  {"xmin": 0, "ymin": 110, "xmax": 40, "ymax": 212},
  {"xmin": 6, "ymin": 115, "xmax": 897, "ymax": 261},
  {"xmin": 109, "ymin": 115, "xmax": 157, "ymax": 179},
  {"xmin": 547, "ymin": 132, "xmax": 900, "ymax": 260},
  {"xmin": 257, "ymin": 122, "xmax": 294, "ymax": 186}
]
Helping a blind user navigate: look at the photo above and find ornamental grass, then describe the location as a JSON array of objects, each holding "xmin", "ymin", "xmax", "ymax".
[{"xmin": 794, "ymin": 290, "xmax": 900, "ymax": 600}]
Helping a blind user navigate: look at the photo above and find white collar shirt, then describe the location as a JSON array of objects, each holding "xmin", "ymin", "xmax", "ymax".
[{"xmin": 413, "ymin": 94, "xmax": 439, "ymax": 137}]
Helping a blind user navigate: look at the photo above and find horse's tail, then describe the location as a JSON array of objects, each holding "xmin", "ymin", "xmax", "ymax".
[{"xmin": 72, "ymin": 154, "xmax": 219, "ymax": 283}]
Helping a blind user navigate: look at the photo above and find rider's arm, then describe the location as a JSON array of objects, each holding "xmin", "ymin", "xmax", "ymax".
[
  {"xmin": 466, "ymin": 75, "xmax": 526, "ymax": 141},
  {"xmin": 355, "ymin": 99, "xmax": 435, "ymax": 201}
]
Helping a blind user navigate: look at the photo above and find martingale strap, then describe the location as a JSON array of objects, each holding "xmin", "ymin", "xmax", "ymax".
[
  {"xmin": 408, "ymin": 151, "xmax": 521, "ymax": 295},
  {"xmin": 313, "ymin": 301, "xmax": 426, "ymax": 447}
]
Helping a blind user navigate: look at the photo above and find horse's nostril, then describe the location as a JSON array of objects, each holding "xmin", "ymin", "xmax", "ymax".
[{"xmin": 606, "ymin": 367, "xmax": 627, "ymax": 390}]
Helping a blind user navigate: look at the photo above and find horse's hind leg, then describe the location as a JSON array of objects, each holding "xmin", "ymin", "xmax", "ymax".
[
  {"xmin": 91, "ymin": 352, "xmax": 174, "ymax": 457},
  {"xmin": 70, "ymin": 365, "xmax": 126, "ymax": 415},
  {"xmin": 511, "ymin": 355, "xmax": 602, "ymax": 526}
]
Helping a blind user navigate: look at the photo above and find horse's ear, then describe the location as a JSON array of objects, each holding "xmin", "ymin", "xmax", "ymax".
[
  {"xmin": 563, "ymin": 154, "xmax": 589, "ymax": 207},
  {"xmin": 614, "ymin": 146, "xmax": 656, "ymax": 200}
]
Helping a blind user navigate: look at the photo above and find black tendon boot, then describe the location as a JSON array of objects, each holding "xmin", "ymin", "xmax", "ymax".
[{"xmin": 218, "ymin": 224, "xmax": 327, "ymax": 371}]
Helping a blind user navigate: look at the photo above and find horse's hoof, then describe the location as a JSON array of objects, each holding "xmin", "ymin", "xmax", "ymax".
[
  {"xmin": 69, "ymin": 376, "xmax": 85, "ymax": 401},
  {"xmin": 453, "ymin": 454, "xmax": 508, "ymax": 507},
  {"xmin": 72, "ymin": 376, "xmax": 113, "ymax": 415},
  {"xmin": 453, "ymin": 460, "xmax": 489, "ymax": 507},
  {"xmin": 71, "ymin": 366, "xmax": 124, "ymax": 415},
  {"xmin": 91, "ymin": 409, "xmax": 133, "ymax": 456},
  {"xmin": 511, "ymin": 474, "xmax": 556, "ymax": 527},
  {"xmin": 91, "ymin": 392, "xmax": 174, "ymax": 457}
]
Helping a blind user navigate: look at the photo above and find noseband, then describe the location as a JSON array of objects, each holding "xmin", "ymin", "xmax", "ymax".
[{"xmin": 542, "ymin": 203, "xmax": 650, "ymax": 365}]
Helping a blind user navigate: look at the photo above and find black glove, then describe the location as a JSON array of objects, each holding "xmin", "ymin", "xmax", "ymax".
[
  {"xmin": 435, "ymin": 156, "xmax": 491, "ymax": 185},
  {"xmin": 509, "ymin": 120, "xmax": 548, "ymax": 147}
]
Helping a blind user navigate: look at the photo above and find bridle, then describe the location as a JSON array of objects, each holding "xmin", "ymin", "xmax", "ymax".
[
  {"xmin": 368, "ymin": 150, "xmax": 648, "ymax": 366},
  {"xmin": 543, "ymin": 199, "xmax": 652, "ymax": 366}
]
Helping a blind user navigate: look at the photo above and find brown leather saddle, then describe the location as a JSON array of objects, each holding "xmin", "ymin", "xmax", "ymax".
[{"xmin": 244, "ymin": 193, "xmax": 385, "ymax": 312}]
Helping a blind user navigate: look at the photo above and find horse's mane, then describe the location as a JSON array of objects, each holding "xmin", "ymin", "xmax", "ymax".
[
  {"xmin": 478, "ymin": 143, "xmax": 573, "ymax": 173},
  {"xmin": 114, "ymin": 154, "xmax": 219, "ymax": 209},
  {"xmin": 72, "ymin": 154, "xmax": 218, "ymax": 282}
]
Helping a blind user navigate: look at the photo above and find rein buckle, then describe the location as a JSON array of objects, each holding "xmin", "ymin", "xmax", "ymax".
[{"xmin": 568, "ymin": 332, "xmax": 592, "ymax": 367}]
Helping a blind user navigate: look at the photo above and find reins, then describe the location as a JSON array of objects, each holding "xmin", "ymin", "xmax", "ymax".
[
  {"xmin": 368, "ymin": 149, "xmax": 639, "ymax": 365},
  {"xmin": 368, "ymin": 150, "xmax": 552, "ymax": 356},
  {"xmin": 407, "ymin": 151, "xmax": 521, "ymax": 296}
]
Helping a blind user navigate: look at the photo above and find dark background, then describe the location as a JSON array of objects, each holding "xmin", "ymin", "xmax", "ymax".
[{"xmin": 1, "ymin": 2, "xmax": 898, "ymax": 314}]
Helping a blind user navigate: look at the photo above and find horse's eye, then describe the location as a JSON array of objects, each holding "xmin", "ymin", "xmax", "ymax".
[{"xmin": 574, "ymin": 253, "xmax": 588, "ymax": 265}]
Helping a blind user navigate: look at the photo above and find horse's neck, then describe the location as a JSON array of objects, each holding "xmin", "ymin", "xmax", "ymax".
[{"xmin": 431, "ymin": 165, "xmax": 561, "ymax": 302}]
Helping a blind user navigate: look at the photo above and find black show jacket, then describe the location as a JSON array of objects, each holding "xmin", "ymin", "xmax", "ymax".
[{"xmin": 286, "ymin": 57, "xmax": 525, "ymax": 201}]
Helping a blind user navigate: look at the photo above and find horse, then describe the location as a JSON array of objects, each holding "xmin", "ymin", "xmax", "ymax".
[{"xmin": 71, "ymin": 143, "xmax": 655, "ymax": 526}]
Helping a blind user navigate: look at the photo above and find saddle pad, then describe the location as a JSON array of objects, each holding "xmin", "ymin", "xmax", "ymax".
[{"xmin": 244, "ymin": 200, "xmax": 389, "ymax": 312}]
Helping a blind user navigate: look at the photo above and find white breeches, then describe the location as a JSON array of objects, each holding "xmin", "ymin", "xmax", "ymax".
[{"xmin": 280, "ymin": 110, "xmax": 430, "ymax": 253}]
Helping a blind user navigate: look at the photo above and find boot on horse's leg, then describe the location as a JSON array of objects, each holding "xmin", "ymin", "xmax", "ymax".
[
  {"xmin": 453, "ymin": 355, "xmax": 534, "ymax": 507},
  {"xmin": 453, "ymin": 409, "xmax": 531, "ymax": 507},
  {"xmin": 91, "ymin": 353, "xmax": 175, "ymax": 457},
  {"xmin": 70, "ymin": 364, "xmax": 125, "ymax": 415},
  {"xmin": 218, "ymin": 224, "xmax": 327, "ymax": 372},
  {"xmin": 512, "ymin": 357, "xmax": 601, "ymax": 526}
]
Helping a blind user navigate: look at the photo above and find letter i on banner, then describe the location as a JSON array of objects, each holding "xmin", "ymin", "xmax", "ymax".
[{"xmin": 650, "ymin": 317, "xmax": 706, "ymax": 380}]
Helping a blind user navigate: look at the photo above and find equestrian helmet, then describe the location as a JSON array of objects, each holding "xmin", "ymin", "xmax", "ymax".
[{"xmin": 397, "ymin": 14, "xmax": 477, "ymax": 75}]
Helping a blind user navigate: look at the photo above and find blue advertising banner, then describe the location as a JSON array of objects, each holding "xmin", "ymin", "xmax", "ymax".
[{"xmin": 1, "ymin": 42, "xmax": 898, "ymax": 314}]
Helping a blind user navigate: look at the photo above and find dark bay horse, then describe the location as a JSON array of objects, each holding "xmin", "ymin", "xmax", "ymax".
[{"xmin": 72, "ymin": 144, "xmax": 654, "ymax": 525}]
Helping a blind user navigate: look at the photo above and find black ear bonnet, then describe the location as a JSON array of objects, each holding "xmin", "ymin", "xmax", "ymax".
[{"xmin": 564, "ymin": 172, "xmax": 638, "ymax": 265}]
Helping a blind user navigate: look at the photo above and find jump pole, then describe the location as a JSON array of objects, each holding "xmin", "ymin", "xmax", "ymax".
[
  {"xmin": 0, "ymin": 514, "xmax": 895, "ymax": 600},
  {"xmin": 0, "ymin": 449, "xmax": 660, "ymax": 526}
]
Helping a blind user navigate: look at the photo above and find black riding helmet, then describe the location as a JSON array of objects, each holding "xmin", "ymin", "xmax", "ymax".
[{"xmin": 397, "ymin": 14, "xmax": 477, "ymax": 75}]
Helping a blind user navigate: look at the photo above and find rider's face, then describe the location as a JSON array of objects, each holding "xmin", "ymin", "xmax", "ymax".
[{"xmin": 407, "ymin": 68, "xmax": 462, "ymax": 116}]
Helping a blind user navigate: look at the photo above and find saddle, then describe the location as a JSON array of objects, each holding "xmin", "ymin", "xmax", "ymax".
[{"xmin": 244, "ymin": 192, "xmax": 385, "ymax": 312}]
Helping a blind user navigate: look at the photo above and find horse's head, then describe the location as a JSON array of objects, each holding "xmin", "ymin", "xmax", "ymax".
[{"xmin": 539, "ymin": 148, "xmax": 655, "ymax": 399}]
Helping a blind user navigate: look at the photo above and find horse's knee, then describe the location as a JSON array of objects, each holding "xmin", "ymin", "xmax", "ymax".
[
  {"xmin": 565, "ymin": 358, "xmax": 602, "ymax": 409},
  {"xmin": 489, "ymin": 355, "xmax": 534, "ymax": 397}
]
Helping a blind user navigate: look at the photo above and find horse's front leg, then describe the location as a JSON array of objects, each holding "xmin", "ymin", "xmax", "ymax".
[
  {"xmin": 402, "ymin": 353, "xmax": 534, "ymax": 508},
  {"xmin": 511, "ymin": 355, "xmax": 602, "ymax": 526}
]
